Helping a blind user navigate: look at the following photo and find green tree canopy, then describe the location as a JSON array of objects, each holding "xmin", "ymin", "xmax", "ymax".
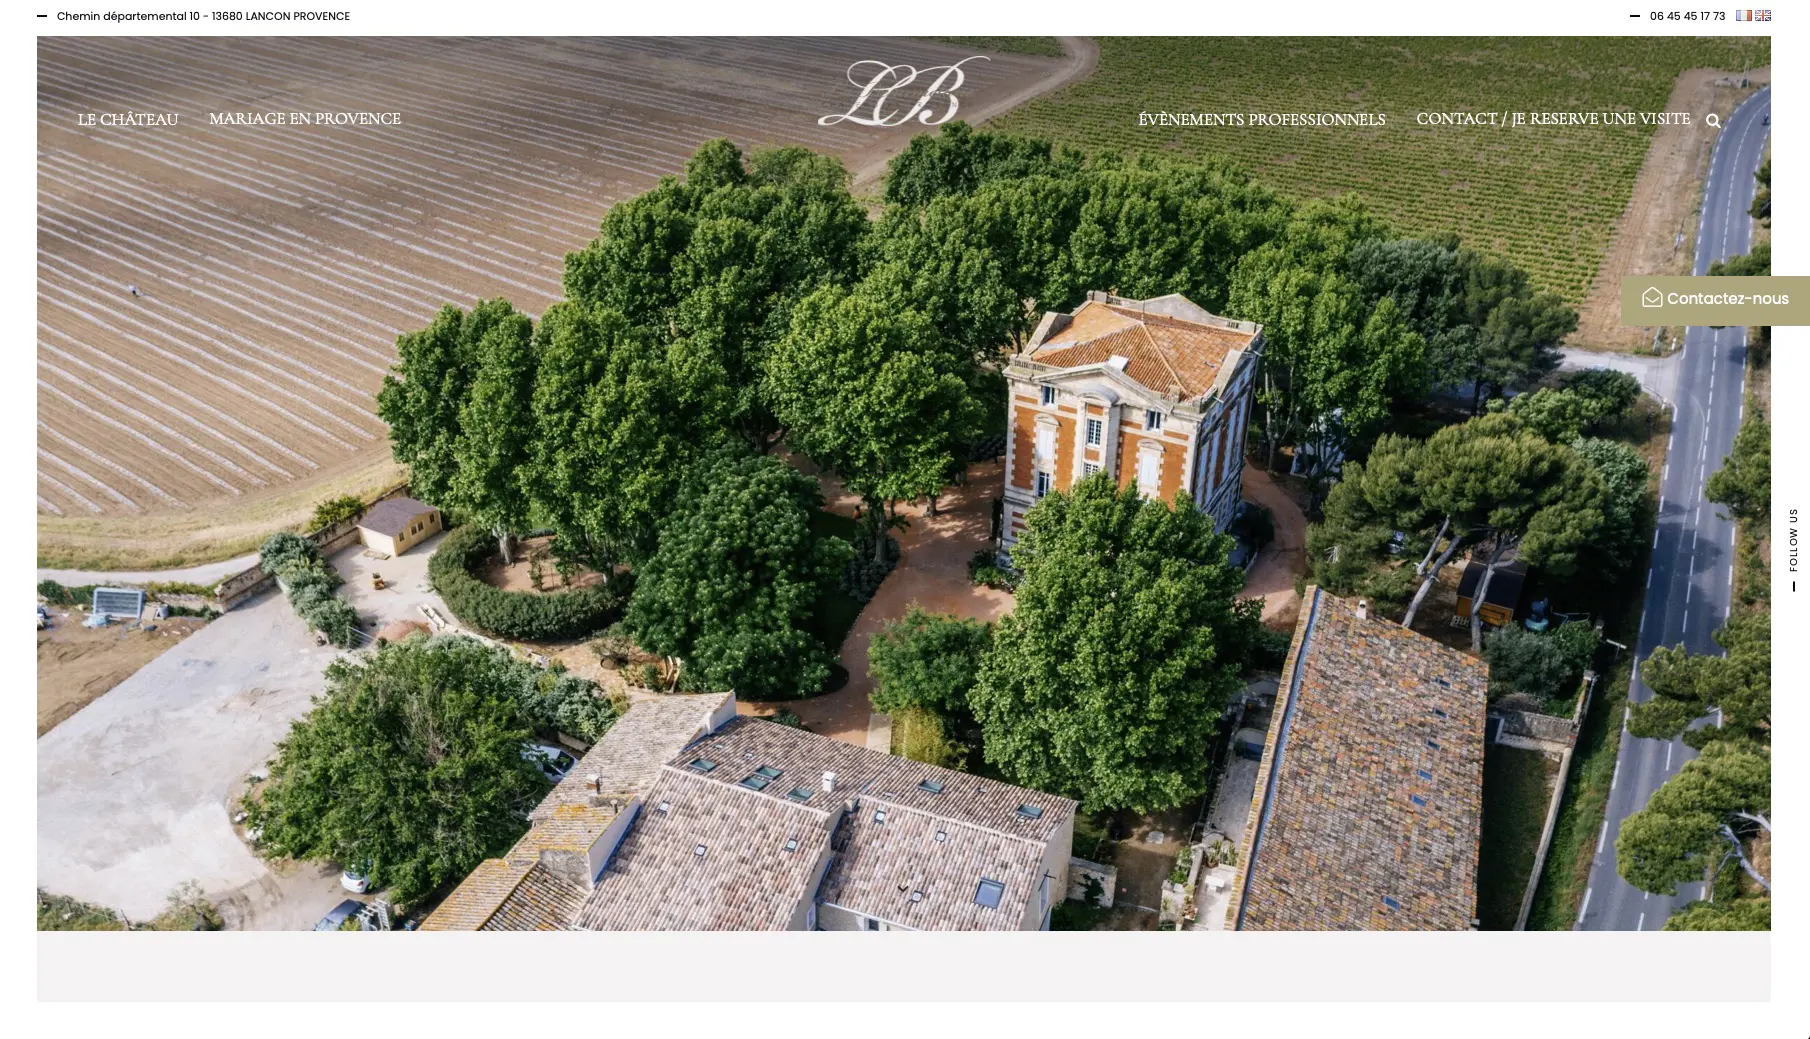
[
  {"xmin": 867, "ymin": 607, "xmax": 992, "ymax": 719},
  {"xmin": 1483, "ymin": 625, "xmax": 1573, "ymax": 703},
  {"xmin": 1663, "ymin": 897, "xmax": 1770, "ymax": 931},
  {"xmin": 623, "ymin": 452, "xmax": 853, "ymax": 700},
  {"xmin": 1708, "ymin": 239, "xmax": 1770, "ymax": 277},
  {"xmin": 528, "ymin": 300, "xmax": 732, "ymax": 566},
  {"xmin": 1447, "ymin": 249, "xmax": 1577, "ymax": 411},
  {"xmin": 1569, "ymin": 436, "xmax": 1651, "ymax": 572},
  {"xmin": 378, "ymin": 298, "xmax": 535, "ymax": 562},
  {"xmin": 1630, "ymin": 608, "xmax": 1770, "ymax": 749},
  {"xmin": 1308, "ymin": 413, "xmax": 1607, "ymax": 642},
  {"xmin": 1616, "ymin": 740, "xmax": 1770, "ymax": 897},
  {"xmin": 969, "ymin": 474, "xmax": 1260, "ymax": 812},
  {"xmin": 1414, "ymin": 413, "xmax": 1607, "ymax": 648},
  {"xmin": 563, "ymin": 140, "xmax": 870, "ymax": 449},
  {"xmin": 882, "ymin": 121, "xmax": 1083, "ymax": 208},
  {"xmin": 243, "ymin": 636, "xmax": 563, "ymax": 906},
  {"xmin": 1707, "ymin": 410, "xmax": 1770, "ymax": 525},
  {"xmin": 765, "ymin": 285, "xmax": 982, "ymax": 553}
]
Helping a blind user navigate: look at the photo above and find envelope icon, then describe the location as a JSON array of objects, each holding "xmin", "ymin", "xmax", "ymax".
[{"xmin": 1641, "ymin": 286, "xmax": 1664, "ymax": 308}]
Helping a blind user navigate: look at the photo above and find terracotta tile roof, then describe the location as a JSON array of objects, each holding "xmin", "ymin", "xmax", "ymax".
[
  {"xmin": 482, "ymin": 864, "xmax": 587, "ymax": 931},
  {"xmin": 535, "ymin": 692, "xmax": 731, "ymax": 818},
  {"xmin": 417, "ymin": 859, "xmax": 524, "ymax": 931},
  {"xmin": 425, "ymin": 710, "xmax": 1076, "ymax": 932},
  {"xmin": 1027, "ymin": 297, "xmax": 1257, "ymax": 402},
  {"xmin": 570, "ymin": 718, "xmax": 1073, "ymax": 930},
  {"xmin": 819, "ymin": 801, "xmax": 1052, "ymax": 931},
  {"xmin": 1233, "ymin": 588, "xmax": 1488, "ymax": 931},
  {"xmin": 421, "ymin": 693, "xmax": 728, "ymax": 931},
  {"xmin": 575, "ymin": 768, "xmax": 835, "ymax": 931}
]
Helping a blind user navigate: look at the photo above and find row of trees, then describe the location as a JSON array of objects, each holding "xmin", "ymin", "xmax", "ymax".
[
  {"xmin": 384, "ymin": 128, "xmax": 1580, "ymax": 581},
  {"xmin": 868, "ymin": 475, "xmax": 1260, "ymax": 813},
  {"xmin": 882, "ymin": 123, "xmax": 1580, "ymax": 473}
]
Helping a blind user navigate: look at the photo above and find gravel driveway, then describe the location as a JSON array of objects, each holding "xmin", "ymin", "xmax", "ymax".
[{"xmin": 38, "ymin": 585, "xmax": 347, "ymax": 928}]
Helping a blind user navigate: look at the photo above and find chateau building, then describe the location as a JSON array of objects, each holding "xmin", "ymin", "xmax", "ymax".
[{"xmin": 1000, "ymin": 291, "xmax": 1263, "ymax": 556}]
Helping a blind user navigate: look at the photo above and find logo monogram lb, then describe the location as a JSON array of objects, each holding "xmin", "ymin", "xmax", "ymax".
[{"xmin": 819, "ymin": 56, "xmax": 989, "ymax": 128}]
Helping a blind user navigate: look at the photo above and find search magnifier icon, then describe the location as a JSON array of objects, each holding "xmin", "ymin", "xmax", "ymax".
[{"xmin": 1705, "ymin": 112, "xmax": 1722, "ymax": 129}]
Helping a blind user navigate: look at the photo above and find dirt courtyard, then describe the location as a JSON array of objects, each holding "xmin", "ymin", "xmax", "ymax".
[
  {"xmin": 37, "ymin": 612, "xmax": 207, "ymax": 735},
  {"xmin": 1239, "ymin": 464, "xmax": 1309, "ymax": 632}
]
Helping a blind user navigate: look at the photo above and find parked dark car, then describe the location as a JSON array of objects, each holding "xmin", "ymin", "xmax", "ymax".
[{"xmin": 315, "ymin": 899, "xmax": 365, "ymax": 932}]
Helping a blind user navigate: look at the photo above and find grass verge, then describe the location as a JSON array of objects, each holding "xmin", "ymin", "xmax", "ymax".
[
  {"xmin": 1476, "ymin": 744, "xmax": 1560, "ymax": 930},
  {"xmin": 1526, "ymin": 653, "xmax": 1631, "ymax": 930}
]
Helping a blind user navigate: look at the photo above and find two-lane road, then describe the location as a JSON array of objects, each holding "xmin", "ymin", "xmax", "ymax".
[{"xmin": 1578, "ymin": 86, "xmax": 1769, "ymax": 931}]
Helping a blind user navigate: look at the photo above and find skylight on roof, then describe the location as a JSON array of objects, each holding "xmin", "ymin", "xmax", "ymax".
[
  {"xmin": 1417, "ymin": 769, "xmax": 1433, "ymax": 781},
  {"xmin": 934, "ymin": 831, "xmax": 947, "ymax": 843},
  {"xmin": 694, "ymin": 845, "xmax": 707, "ymax": 857},
  {"xmin": 656, "ymin": 801, "xmax": 671, "ymax": 813},
  {"xmin": 975, "ymin": 878, "xmax": 1005, "ymax": 909},
  {"xmin": 784, "ymin": 837, "xmax": 798, "ymax": 852},
  {"xmin": 1382, "ymin": 896, "xmax": 1401, "ymax": 910},
  {"xmin": 1433, "ymin": 677, "xmax": 1450, "ymax": 687},
  {"xmin": 873, "ymin": 809, "xmax": 887, "ymax": 824},
  {"xmin": 755, "ymin": 765, "xmax": 783, "ymax": 779},
  {"xmin": 909, "ymin": 891, "xmax": 923, "ymax": 903},
  {"xmin": 1410, "ymin": 794, "xmax": 1428, "ymax": 807},
  {"xmin": 740, "ymin": 774, "xmax": 772, "ymax": 791},
  {"xmin": 1431, "ymin": 708, "xmax": 1447, "ymax": 719},
  {"xmin": 1015, "ymin": 803, "xmax": 1043, "ymax": 820},
  {"xmin": 688, "ymin": 758, "xmax": 718, "ymax": 773},
  {"xmin": 786, "ymin": 787, "xmax": 813, "ymax": 802},
  {"xmin": 1426, "ymin": 739, "xmax": 1440, "ymax": 750},
  {"xmin": 918, "ymin": 779, "xmax": 945, "ymax": 794}
]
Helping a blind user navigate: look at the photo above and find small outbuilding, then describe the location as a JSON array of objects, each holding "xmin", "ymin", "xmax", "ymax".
[
  {"xmin": 1454, "ymin": 559, "xmax": 1528, "ymax": 629},
  {"xmin": 355, "ymin": 496, "xmax": 442, "ymax": 557}
]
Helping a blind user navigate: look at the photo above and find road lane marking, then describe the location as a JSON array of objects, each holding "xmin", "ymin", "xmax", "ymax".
[
  {"xmin": 1598, "ymin": 820, "xmax": 1609, "ymax": 854},
  {"xmin": 1578, "ymin": 887, "xmax": 1592, "ymax": 924},
  {"xmin": 1646, "ymin": 570, "xmax": 1653, "ymax": 588},
  {"xmin": 1611, "ymin": 760, "xmax": 1621, "ymax": 791},
  {"xmin": 1665, "ymin": 743, "xmax": 1673, "ymax": 770},
  {"xmin": 1638, "ymin": 912, "xmax": 1646, "ymax": 930}
]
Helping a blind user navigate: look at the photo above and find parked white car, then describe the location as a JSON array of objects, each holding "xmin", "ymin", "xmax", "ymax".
[{"xmin": 340, "ymin": 861, "xmax": 371, "ymax": 893}]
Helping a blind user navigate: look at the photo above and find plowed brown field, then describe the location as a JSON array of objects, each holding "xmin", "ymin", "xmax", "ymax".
[{"xmin": 37, "ymin": 37, "xmax": 1065, "ymax": 566}]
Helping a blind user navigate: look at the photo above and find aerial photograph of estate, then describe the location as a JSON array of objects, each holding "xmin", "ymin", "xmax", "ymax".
[{"xmin": 33, "ymin": 26, "xmax": 1773, "ymax": 978}]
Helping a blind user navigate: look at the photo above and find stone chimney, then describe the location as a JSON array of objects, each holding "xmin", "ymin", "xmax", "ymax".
[{"xmin": 822, "ymin": 770, "xmax": 837, "ymax": 794}]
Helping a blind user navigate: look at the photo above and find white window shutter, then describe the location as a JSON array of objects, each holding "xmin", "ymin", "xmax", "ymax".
[{"xmin": 1138, "ymin": 446, "xmax": 1162, "ymax": 496}]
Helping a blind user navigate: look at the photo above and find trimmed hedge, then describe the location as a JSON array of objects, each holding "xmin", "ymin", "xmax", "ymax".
[
  {"xmin": 260, "ymin": 533, "xmax": 360, "ymax": 648},
  {"xmin": 429, "ymin": 526, "xmax": 626, "ymax": 641}
]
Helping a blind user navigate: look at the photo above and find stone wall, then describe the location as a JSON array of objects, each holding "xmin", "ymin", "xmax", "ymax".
[{"xmin": 215, "ymin": 482, "xmax": 415, "ymax": 610}]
